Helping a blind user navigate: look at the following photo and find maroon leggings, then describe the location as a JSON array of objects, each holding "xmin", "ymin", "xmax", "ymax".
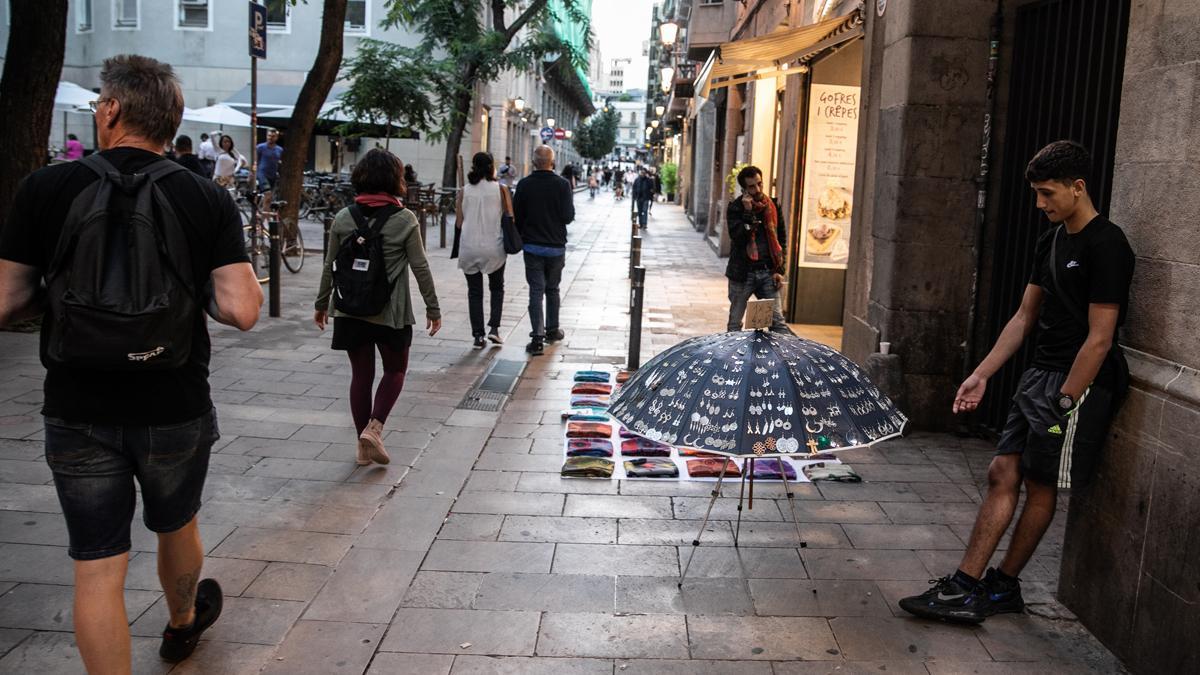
[{"xmin": 346, "ymin": 342, "xmax": 410, "ymax": 435}]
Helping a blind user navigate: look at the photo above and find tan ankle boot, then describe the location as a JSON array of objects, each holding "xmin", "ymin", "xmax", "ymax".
[
  {"xmin": 355, "ymin": 437, "xmax": 371, "ymax": 466},
  {"xmin": 358, "ymin": 419, "xmax": 390, "ymax": 465}
]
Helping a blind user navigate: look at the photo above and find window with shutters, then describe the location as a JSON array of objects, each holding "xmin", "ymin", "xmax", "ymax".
[
  {"xmin": 76, "ymin": 0, "xmax": 93, "ymax": 32},
  {"xmin": 112, "ymin": 0, "xmax": 138, "ymax": 29},
  {"xmin": 177, "ymin": 0, "xmax": 211, "ymax": 30},
  {"xmin": 345, "ymin": 0, "xmax": 368, "ymax": 34}
]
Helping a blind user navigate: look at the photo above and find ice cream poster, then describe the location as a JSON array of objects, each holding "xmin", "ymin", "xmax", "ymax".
[{"xmin": 799, "ymin": 84, "xmax": 860, "ymax": 268}]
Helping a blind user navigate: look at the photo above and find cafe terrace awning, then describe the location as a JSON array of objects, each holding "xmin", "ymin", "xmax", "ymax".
[{"xmin": 696, "ymin": 9, "xmax": 863, "ymax": 99}]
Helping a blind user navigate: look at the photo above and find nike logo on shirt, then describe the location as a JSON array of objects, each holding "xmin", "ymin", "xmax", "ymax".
[{"xmin": 1066, "ymin": 260, "xmax": 1080, "ymax": 268}]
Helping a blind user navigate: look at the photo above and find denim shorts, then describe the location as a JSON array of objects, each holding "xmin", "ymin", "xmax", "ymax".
[{"xmin": 44, "ymin": 408, "xmax": 219, "ymax": 560}]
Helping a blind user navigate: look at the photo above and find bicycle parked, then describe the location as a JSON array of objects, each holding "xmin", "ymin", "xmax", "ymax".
[{"xmin": 230, "ymin": 185, "xmax": 303, "ymax": 282}]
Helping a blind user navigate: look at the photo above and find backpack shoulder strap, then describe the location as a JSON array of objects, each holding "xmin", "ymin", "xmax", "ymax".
[
  {"xmin": 348, "ymin": 204, "xmax": 369, "ymax": 232},
  {"xmin": 368, "ymin": 205, "xmax": 401, "ymax": 236},
  {"xmin": 78, "ymin": 153, "xmax": 119, "ymax": 178},
  {"xmin": 140, "ymin": 157, "xmax": 189, "ymax": 183}
]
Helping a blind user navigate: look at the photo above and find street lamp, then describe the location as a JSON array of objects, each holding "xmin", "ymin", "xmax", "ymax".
[
  {"xmin": 514, "ymin": 97, "xmax": 525, "ymax": 111},
  {"xmin": 651, "ymin": 120, "xmax": 659, "ymax": 129},
  {"xmin": 655, "ymin": 104, "xmax": 665, "ymax": 117},
  {"xmin": 659, "ymin": 20, "xmax": 679, "ymax": 47},
  {"xmin": 565, "ymin": 130, "xmax": 573, "ymax": 139},
  {"xmin": 546, "ymin": 117, "xmax": 556, "ymax": 128}
]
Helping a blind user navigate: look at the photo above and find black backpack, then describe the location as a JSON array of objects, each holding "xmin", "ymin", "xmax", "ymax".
[
  {"xmin": 332, "ymin": 204, "xmax": 399, "ymax": 317},
  {"xmin": 44, "ymin": 155, "xmax": 197, "ymax": 371}
]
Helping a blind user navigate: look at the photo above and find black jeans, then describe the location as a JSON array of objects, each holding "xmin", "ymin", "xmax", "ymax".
[
  {"xmin": 636, "ymin": 199, "xmax": 650, "ymax": 226},
  {"xmin": 465, "ymin": 264, "xmax": 506, "ymax": 337},
  {"xmin": 523, "ymin": 252, "xmax": 565, "ymax": 338}
]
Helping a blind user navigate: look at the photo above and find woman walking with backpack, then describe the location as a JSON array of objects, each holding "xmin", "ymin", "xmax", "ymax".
[
  {"xmin": 455, "ymin": 152, "xmax": 510, "ymax": 349},
  {"xmin": 314, "ymin": 149, "xmax": 441, "ymax": 465}
]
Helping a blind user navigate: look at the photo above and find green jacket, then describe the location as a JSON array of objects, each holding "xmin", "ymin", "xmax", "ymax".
[{"xmin": 315, "ymin": 207, "xmax": 441, "ymax": 327}]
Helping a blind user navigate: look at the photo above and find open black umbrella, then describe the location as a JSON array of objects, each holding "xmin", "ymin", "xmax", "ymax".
[{"xmin": 608, "ymin": 329, "xmax": 907, "ymax": 584}]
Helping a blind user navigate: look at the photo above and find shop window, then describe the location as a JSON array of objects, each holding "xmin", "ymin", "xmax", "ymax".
[
  {"xmin": 345, "ymin": 0, "xmax": 368, "ymax": 34},
  {"xmin": 177, "ymin": 0, "xmax": 210, "ymax": 29},
  {"xmin": 113, "ymin": 0, "xmax": 138, "ymax": 29}
]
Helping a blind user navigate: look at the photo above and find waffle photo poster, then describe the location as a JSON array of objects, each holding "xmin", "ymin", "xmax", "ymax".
[{"xmin": 799, "ymin": 83, "xmax": 860, "ymax": 268}]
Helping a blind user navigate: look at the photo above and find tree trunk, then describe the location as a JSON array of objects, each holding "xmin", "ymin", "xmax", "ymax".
[
  {"xmin": 0, "ymin": 1, "xmax": 68, "ymax": 225},
  {"xmin": 276, "ymin": 0, "xmax": 348, "ymax": 237},
  {"xmin": 440, "ymin": 63, "xmax": 478, "ymax": 189}
]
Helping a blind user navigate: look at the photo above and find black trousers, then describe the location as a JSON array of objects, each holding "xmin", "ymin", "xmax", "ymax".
[{"xmin": 465, "ymin": 264, "xmax": 506, "ymax": 337}]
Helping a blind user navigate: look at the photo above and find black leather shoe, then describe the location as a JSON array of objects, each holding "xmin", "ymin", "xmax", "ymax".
[{"xmin": 159, "ymin": 578, "xmax": 223, "ymax": 662}]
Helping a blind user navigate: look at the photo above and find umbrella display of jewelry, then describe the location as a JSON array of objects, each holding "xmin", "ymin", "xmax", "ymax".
[{"xmin": 607, "ymin": 329, "xmax": 908, "ymax": 586}]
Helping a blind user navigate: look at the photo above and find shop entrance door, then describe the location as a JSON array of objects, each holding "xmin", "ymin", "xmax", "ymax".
[{"xmin": 980, "ymin": 0, "xmax": 1130, "ymax": 432}]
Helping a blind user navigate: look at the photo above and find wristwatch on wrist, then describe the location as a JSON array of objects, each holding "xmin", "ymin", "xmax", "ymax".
[{"xmin": 1056, "ymin": 392, "xmax": 1075, "ymax": 412}]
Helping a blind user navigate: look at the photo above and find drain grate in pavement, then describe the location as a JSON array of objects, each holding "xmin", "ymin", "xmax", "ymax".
[{"xmin": 458, "ymin": 358, "xmax": 526, "ymax": 411}]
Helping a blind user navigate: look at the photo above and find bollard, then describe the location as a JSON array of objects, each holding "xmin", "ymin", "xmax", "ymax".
[
  {"xmin": 629, "ymin": 235, "xmax": 642, "ymax": 280},
  {"xmin": 628, "ymin": 265, "xmax": 645, "ymax": 370},
  {"xmin": 268, "ymin": 214, "xmax": 281, "ymax": 318}
]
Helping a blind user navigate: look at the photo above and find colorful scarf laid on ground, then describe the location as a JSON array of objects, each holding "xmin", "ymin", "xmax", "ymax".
[
  {"xmin": 621, "ymin": 438, "xmax": 673, "ymax": 457},
  {"xmin": 354, "ymin": 193, "xmax": 403, "ymax": 208},
  {"xmin": 803, "ymin": 462, "xmax": 861, "ymax": 482},
  {"xmin": 624, "ymin": 458, "xmax": 679, "ymax": 478},
  {"xmin": 561, "ymin": 406, "xmax": 608, "ymax": 420},
  {"xmin": 570, "ymin": 395, "xmax": 610, "ymax": 408},
  {"xmin": 686, "ymin": 458, "xmax": 742, "ymax": 478},
  {"xmin": 616, "ymin": 370, "xmax": 633, "ymax": 384},
  {"xmin": 567, "ymin": 438, "xmax": 614, "ymax": 457},
  {"xmin": 678, "ymin": 447, "xmax": 724, "ymax": 458},
  {"xmin": 748, "ymin": 459, "xmax": 797, "ymax": 480},
  {"xmin": 572, "ymin": 382, "xmax": 613, "ymax": 396},
  {"xmin": 567, "ymin": 412, "xmax": 610, "ymax": 422},
  {"xmin": 619, "ymin": 427, "xmax": 642, "ymax": 439},
  {"xmin": 561, "ymin": 456, "xmax": 614, "ymax": 478},
  {"xmin": 565, "ymin": 421, "xmax": 613, "ymax": 439},
  {"xmin": 574, "ymin": 370, "xmax": 611, "ymax": 383},
  {"xmin": 746, "ymin": 197, "xmax": 783, "ymax": 272}
]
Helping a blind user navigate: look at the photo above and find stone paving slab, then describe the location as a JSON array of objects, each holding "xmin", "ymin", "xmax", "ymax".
[
  {"xmin": 380, "ymin": 608, "xmax": 540, "ymax": 656},
  {"xmin": 686, "ymin": 615, "xmax": 840, "ymax": 660},
  {"xmin": 535, "ymin": 612, "xmax": 689, "ymax": 658}
]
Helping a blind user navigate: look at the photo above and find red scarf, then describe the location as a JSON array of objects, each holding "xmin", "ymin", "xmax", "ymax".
[
  {"xmin": 747, "ymin": 197, "xmax": 783, "ymax": 272},
  {"xmin": 354, "ymin": 193, "xmax": 403, "ymax": 208}
]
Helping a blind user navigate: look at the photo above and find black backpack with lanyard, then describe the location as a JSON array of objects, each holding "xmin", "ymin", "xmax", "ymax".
[
  {"xmin": 44, "ymin": 155, "xmax": 197, "ymax": 370},
  {"xmin": 1048, "ymin": 225, "xmax": 1131, "ymax": 411},
  {"xmin": 331, "ymin": 204, "xmax": 399, "ymax": 317}
]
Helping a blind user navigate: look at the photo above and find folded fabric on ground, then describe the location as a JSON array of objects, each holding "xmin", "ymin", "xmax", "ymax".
[
  {"xmin": 574, "ymin": 370, "xmax": 611, "ymax": 383},
  {"xmin": 678, "ymin": 447, "xmax": 724, "ymax": 457},
  {"xmin": 624, "ymin": 458, "xmax": 679, "ymax": 478},
  {"xmin": 567, "ymin": 438, "xmax": 614, "ymax": 457},
  {"xmin": 748, "ymin": 459, "xmax": 797, "ymax": 480},
  {"xmin": 562, "ymin": 406, "xmax": 609, "ymax": 420},
  {"xmin": 565, "ymin": 421, "xmax": 613, "ymax": 439},
  {"xmin": 571, "ymin": 395, "xmax": 610, "ymax": 407},
  {"xmin": 567, "ymin": 412, "xmax": 610, "ymax": 422},
  {"xmin": 572, "ymin": 382, "xmax": 613, "ymax": 395},
  {"xmin": 618, "ymin": 427, "xmax": 641, "ymax": 439},
  {"xmin": 803, "ymin": 462, "xmax": 861, "ymax": 482},
  {"xmin": 620, "ymin": 438, "xmax": 673, "ymax": 457},
  {"xmin": 686, "ymin": 458, "xmax": 742, "ymax": 478},
  {"xmin": 616, "ymin": 370, "xmax": 632, "ymax": 384},
  {"xmin": 562, "ymin": 456, "xmax": 614, "ymax": 477}
]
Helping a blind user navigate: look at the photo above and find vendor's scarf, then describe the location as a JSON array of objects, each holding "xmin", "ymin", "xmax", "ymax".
[
  {"xmin": 354, "ymin": 193, "xmax": 403, "ymax": 208},
  {"xmin": 746, "ymin": 196, "xmax": 783, "ymax": 272}
]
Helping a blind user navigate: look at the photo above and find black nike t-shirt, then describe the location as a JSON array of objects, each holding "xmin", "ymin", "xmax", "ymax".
[
  {"xmin": 1028, "ymin": 216, "xmax": 1134, "ymax": 386},
  {"xmin": 0, "ymin": 147, "xmax": 249, "ymax": 424}
]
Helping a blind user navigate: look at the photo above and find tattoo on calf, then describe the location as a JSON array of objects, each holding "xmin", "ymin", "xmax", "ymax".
[{"xmin": 172, "ymin": 570, "xmax": 201, "ymax": 622}]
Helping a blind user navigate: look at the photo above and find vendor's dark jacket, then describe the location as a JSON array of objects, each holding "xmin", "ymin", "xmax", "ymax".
[
  {"xmin": 632, "ymin": 175, "xmax": 655, "ymax": 201},
  {"xmin": 513, "ymin": 169, "xmax": 575, "ymax": 248},
  {"xmin": 725, "ymin": 196, "xmax": 786, "ymax": 280}
]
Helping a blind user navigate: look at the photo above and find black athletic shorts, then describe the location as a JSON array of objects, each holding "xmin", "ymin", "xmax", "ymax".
[{"xmin": 996, "ymin": 368, "xmax": 1113, "ymax": 488}]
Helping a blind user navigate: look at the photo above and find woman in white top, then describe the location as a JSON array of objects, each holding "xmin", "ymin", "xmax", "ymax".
[
  {"xmin": 455, "ymin": 152, "xmax": 511, "ymax": 349},
  {"xmin": 212, "ymin": 135, "xmax": 246, "ymax": 188}
]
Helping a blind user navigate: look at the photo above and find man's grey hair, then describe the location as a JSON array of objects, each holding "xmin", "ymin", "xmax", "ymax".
[
  {"xmin": 533, "ymin": 145, "xmax": 555, "ymax": 170},
  {"xmin": 100, "ymin": 54, "xmax": 184, "ymax": 145}
]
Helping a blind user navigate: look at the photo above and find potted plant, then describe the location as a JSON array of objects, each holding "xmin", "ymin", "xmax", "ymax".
[{"xmin": 661, "ymin": 162, "xmax": 678, "ymax": 201}]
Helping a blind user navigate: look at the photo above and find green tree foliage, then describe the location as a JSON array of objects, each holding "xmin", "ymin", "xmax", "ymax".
[
  {"xmin": 334, "ymin": 39, "xmax": 448, "ymax": 146},
  {"xmin": 383, "ymin": 0, "xmax": 591, "ymax": 187},
  {"xmin": 661, "ymin": 162, "xmax": 678, "ymax": 195},
  {"xmin": 571, "ymin": 106, "xmax": 619, "ymax": 160}
]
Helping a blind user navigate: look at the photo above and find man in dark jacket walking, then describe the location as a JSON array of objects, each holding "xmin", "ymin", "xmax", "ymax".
[
  {"xmin": 725, "ymin": 165, "xmax": 789, "ymax": 332},
  {"xmin": 632, "ymin": 169, "xmax": 655, "ymax": 229},
  {"xmin": 514, "ymin": 145, "xmax": 575, "ymax": 355}
]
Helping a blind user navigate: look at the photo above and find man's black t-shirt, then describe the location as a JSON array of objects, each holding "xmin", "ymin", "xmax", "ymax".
[
  {"xmin": 175, "ymin": 152, "xmax": 208, "ymax": 178},
  {"xmin": 1028, "ymin": 216, "xmax": 1134, "ymax": 386},
  {"xmin": 0, "ymin": 147, "xmax": 249, "ymax": 424}
]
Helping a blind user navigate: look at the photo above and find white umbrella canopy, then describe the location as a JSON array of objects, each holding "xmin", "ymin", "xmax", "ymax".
[
  {"xmin": 55, "ymin": 81, "xmax": 95, "ymax": 112},
  {"xmin": 181, "ymin": 104, "xmax": 258, "ymax": 128}
]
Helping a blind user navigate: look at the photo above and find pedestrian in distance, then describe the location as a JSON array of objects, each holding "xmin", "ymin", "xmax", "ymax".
[
  {"xmin": 173, "ymin": 134, "xmax": 208, "ymax": 178},
  {"xmin": 602, "ymin": 166, "xmax": 612, "ymax": 190},
  {"xmin": 255, "ymin": 128, "xmax": 283, "ymax": 205},
  {"xmin": 212, "ymin": 135, "xmax": 246, "ymax": 189},
  {"xmin": 404, "ymin": 163, "xmax": 418, "ymax": 187},
  {"xmin": 314, "ymin": 148, "xmax": 441, "ymax": 466},
  {"xmin": 725, "ymin": 165, "xmax": 790, "ymax": 333},
  {"xmin": 0, "ymin": 53, "xmax": 264, "ymax": 670},
  {"xmin": 455, "ymin": 152, "xmax": 510, "ymax": 349},
  {"xmin": 197, "ymin": 131, "xmax": 219, "ymax": 179},
  {"xmin": 899, "ymin": 140, "xmax": 1134, "ymax": 625},
  {"xmin": 613, "ymin": 167, "xmax": 625, "ymax": 200},
  {"xmin": 632, "ymin": 168, "xmax": 655, "ymax": 229},
  {"xmin": 58, "ymin": 133, "xmax": 85, "ymax": 161},
  {"xmin": 513, "ymin": 145, "xmax": 574, "ymax": 356},
  {"xmin": 497, "ymin": 155, "xmax": 516, "ymax": 190},
  {"xmin": 588, "ymin": 171, "xmax": 599, "ymax": 199}
]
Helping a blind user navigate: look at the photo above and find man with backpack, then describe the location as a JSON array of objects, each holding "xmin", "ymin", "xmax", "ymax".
[
  {"xmin": 0, "ymin": 54, "xmax": 263, "ymax": 670},
  {"xmin": 513, "ymin": 145, "xmax": 573, "ymax": 355},
  {"xmin": 899, "ymin": 140, "xmax": 1134, "ymax": 624}
]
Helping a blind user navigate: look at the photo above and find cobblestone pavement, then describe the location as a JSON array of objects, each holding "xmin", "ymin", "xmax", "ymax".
[{"xmin": 0, "ymin": 195, "xmax": 1125, "ymax": 673}]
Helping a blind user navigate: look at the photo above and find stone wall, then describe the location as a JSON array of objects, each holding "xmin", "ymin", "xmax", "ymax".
[{"xmin": 1057, "ymin": 2, "xmax": 1200, "ymax": 672}]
